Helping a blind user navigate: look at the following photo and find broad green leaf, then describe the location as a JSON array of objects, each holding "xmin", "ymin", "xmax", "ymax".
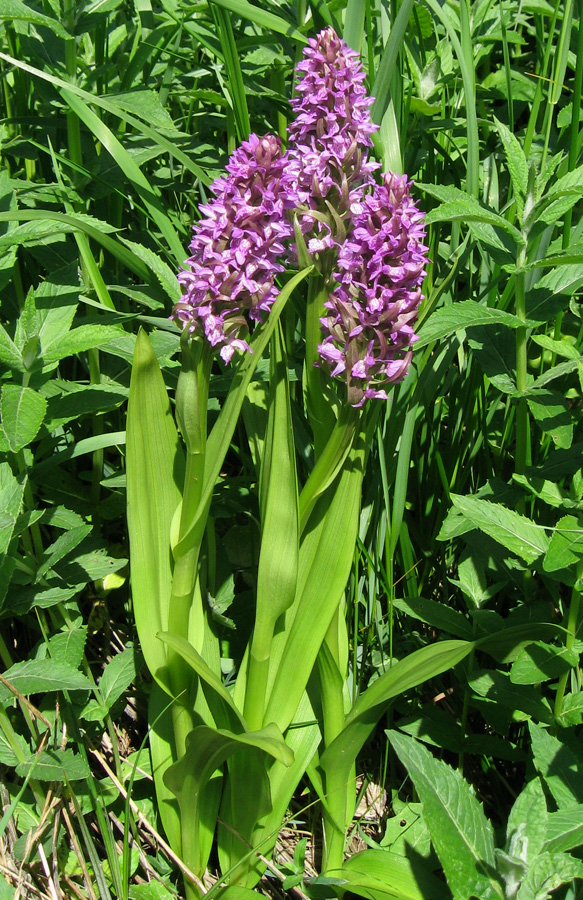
[
  {"xmin": 109, "ymin": 90, "xmax": 178, "ymax": 131},
  {"xmin": 0, "ymin": 0, "xmax": 70, "ymax": 37},
  {"xmin": 470, "ymin": 670, "xmax": 553, "ymax": 724},
  {"xmin": 0, "ymin": 659, "xmax": 91, "ymax": 702},
  {"xmin": 99, "ymin": 646, "xmax": 142, "ymax": 709},
  {"xmin": 544, "ymin": 808, "xmax": 583, "ymax": 853},
  {"xmin": 543, "ymin": 514, "xmax": 583, "ymax": 573},
  {"xmin": 35, "ymin": 525, "xmax": 93, "ymax": 579},
  {"xmin": 126, "ymin": 329, "xmax": 185, "ymax": 685},
  {"xmin": 0, "ymin": 324, "xmax": 23, "ymax": 371},
  {"xmin": 529, "ymin": 722, "xmax": 583, "ymax": 808},
  {"xmin": 415, "ymin": 300, "xmax": 522, "ymax": 349},
  {"xmin": 506, "ymin": 778, "xmax": 547, "ymax": 864},
  {"xmin": 318, "ymin": 641, "xmax": 474, "ymax": 811},
  {"xmin": 517, "ymin": 851, "xmax": 583, "ymax": 900},
  {"xmin": 208, "ymin": 0, "xmax": 306, "ymax": 42},
  {"xmin": 556, "ymin": 692, "xmax": 583, "ymax": 727},
  {"xmin": 510, "ymin": 641, "xmax": 579, "ymax": 684},
  {"xmin": 120, "ymin": 237, "xmax": 181, "ymax": 303},
  {"xmin": 158, "ymin": 631, "xmax": 245, "ymax": 733},
  {"xmin": 39, "ymin": 626, "xmax": 88, "ymax": 670},
  {"xmin": 264, "ymin": 433, "xmax": 367, "ymax": 733},
  {"xmin": 388, "ymin": 731, "xmax": 502, "ymax": 900},
  {"xmin": 164, "ymin": 723, "xmax": 292, "ymax": 877},
  {"xmin": 332, "ymin": 848, "xmax": 449, "ymax": 900},
  {"xmin": 467, "ymin": 324, "xmax": 517, "ymax": 393},
  {"xmin": 527, "ymin": 390, "xmax": 573, "ymax": 449},
  {"xmin": 45, "ymin": 384, "xmax": 128, "ymax": 428},
  {"xmin": 424, "ymin": 199, "xmax": 523, "ymax": 243},
  {"xmin": 393, "ymin": 596, "xmax": 473, "ymax": 638},
  {"xmin": 450, "ymin": 495, "xmax": 549, "ymax": 564},
  {"xmin": 0, "ymin": 384, "xmax": 46, "ymax": 452},
  {"xmin": 16, "ymin": 748, "xmax": 89, "ymax": 782},
  {"xmin": 493, "ymin": 117, "xmax": 528, "ymax": 218},
  {"xmin": 41, "ymin": 324, "xmax": 116, "ymax": 364},
  {"xmin": 246, "ymin": 323, "xmax": 299, "ymax": 727}
]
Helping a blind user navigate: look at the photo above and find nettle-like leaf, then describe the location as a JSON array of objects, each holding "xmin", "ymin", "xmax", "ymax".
[
  {"xmin": 388, "ymin": 730, "xmax": 503, "ymax": 900},
  {"xmin": 450, "ymin": 495, "xmax": 550, "ymax": 564},
  {"xmin": 510, "ymin": 641, "xmax": 579, "ymax": 685},
  {"xmin": 493, "ymin": 117, "xmax": 528, "ymax": 219},
  {"xmin": 543, "ymin": 514, "xmax": 583, "ymax": 574},
  {"xmin": 0, "ymin": 384, "xmax": 47, "ymax": 452},
  {"xmin": 529, "ymin": 722, "xmax": 583, "ymax": 809}
]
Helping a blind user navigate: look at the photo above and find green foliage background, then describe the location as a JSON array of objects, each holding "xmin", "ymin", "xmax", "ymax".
[{"xmin": 0, "ymin": 0, "xmax": 582, "ymax": 897}]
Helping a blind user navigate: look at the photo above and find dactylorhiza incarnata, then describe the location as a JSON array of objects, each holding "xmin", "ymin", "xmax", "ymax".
[{"xmin": 172, "ymin": 28, "xmax": 429, "ymax": 405}]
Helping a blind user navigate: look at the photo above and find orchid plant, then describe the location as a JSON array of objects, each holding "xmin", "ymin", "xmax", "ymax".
[{"xmin": 126, "ymin": 28, "xmax": 478, "ymax": 899}]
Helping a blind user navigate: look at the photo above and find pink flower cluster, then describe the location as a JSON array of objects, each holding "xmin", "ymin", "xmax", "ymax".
[{"xmin": 173, "ymin": 29, "xmax": 429, "ymax": 403}]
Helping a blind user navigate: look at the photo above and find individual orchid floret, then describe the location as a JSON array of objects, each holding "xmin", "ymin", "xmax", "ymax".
[
  {"xmin": 287, "ymin": 27, "xmax": 379, "ymax": 253},
  {"xmin": 173, "ymin": 134, "xmax": 295, "ymax": 363},
  {"xmin": 318, "ymin": 172, "xmax": 429, "ymax": 406}
]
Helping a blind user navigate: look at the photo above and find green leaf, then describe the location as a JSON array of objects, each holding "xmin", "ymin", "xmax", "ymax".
[
  {"xmin": 126, "ymin": 328, "xmax": 184, "ymax": 686},
  {"xmin": 0, "ymin": 324, "xmax": 23, "ymax": 371},
  {"xmin": 42, "ymin": 324, "xmax": 117, "ymax": 365},
  {"xmin": 529, "ymin": 722, "xmax": 583, "ymax": 808},
  {"xmin": 517, "ymin": 851, "xmax": 583, "ymax": 900},
  {"xmin": 164, "ymin": 723, "xmax": 293, "ymax": 876},
  {"xmin": 39, "ymin": 627, "xmax": 88, "ymax": 670},
  {"xmin": 388, "ymin": 731, "xmax": 502, "ymax": 900},
  {"xmin": 450, "ymin": 495, "xmax": 549, "ymax": 564},
  {"xmin": 99, "ymin": 646, "xmax": 142, "ymax": 710},
  {"xmin": 526, "ymin": 390, "xmax": 573, "ymax": 450},
  {"xmin": 207, "ymin": 0, "xmax": 306, "ymax": 42},
  {"xmin": 544, "ymin": 808, "xmax": 583, "ymax": 852},
  {"xmin": 331, "ymin": 848, "xmax": 449, "ymax": 900},
  {"xmin": 543, "ymin": 514, "xmax": 583, "ymax": 573},
  {"xmin": 0, "ymin": 384, "xmax": 46, "ymax": 452},
  {"xmin": 158, "ymin": 631, "xmax": 245, "ymax": 733},
  {"xmin": 493, "ymin": 117, "xmax": 529, "ymax": 218},
  {"xmin": 0, "ymin": 0, "xmax": 70, "ymax": 37},
  {"xmin": 0, "ymin": 659, "xmax": 91, "ymax": 702},
  {"xmin": 470, "ymin": 670, "xmax": 553, "ymax": 724},
  {"xmin": 415, "ymin": 300, "xmax": 522, "ymax": 349},
  {"xmin": 16, "ymin": 748, "xmax": 89, "ymax": 781},
  {"xmin": 35, "ymin": 525, "xmax": 93, "ymax": 579},
  {"xmin": 510, "ymin": 642, "xmax": 579, "ymax": 684},
  {"xmin": 506, "ymin": 778, "xmax": 547, "ymax": 864},
  {"xmin": 424, "ymin": 199, "xmax": 523, "ymax": 243},
  {"xmin": 393, "ymin": 596, "xmax": 473, "ymax": 639}
]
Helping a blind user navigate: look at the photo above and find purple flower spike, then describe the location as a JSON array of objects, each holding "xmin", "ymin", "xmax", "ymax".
[
  {"xmin": 173, "ymin": 133, "xmax": 295, "ymax": 363},
  {"xmin": 319, "ymin": 173, "xmax": 429, "ymax": 406},
  {"xmin": 287, "ymin": 28, "xmax": 379, "ymax": 249}
]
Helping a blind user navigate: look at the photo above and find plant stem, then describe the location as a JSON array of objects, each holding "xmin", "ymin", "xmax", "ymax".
[
  {"xmin": 514, "ymin": 246, "xmax": 529, "ymax": 490},
  {"xmin": 554, "ymin": 561, "xmax": 583, "ymax": 718}
]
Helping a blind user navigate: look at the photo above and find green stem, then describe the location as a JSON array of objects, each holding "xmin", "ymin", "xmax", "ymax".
[
  {"xmin": 514, "ymin": 247, "xmax": 529, "ymax": 490},
  {"xmin": 305, "ymin": 271, "xmax": 336, "ymax": 458},
  {"xmin": 167, "ymin": 341, "xmax": 212, "ymax": 756},
  {"xmin": 554, "ymin": 561, "xmax": 583, "ymax": 718}
]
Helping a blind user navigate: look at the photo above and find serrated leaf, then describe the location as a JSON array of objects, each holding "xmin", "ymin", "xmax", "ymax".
[
  {"xmin": 424, "ymin": 199, "xmax": 522, "ymax": 242},
  {"xmin": 543, "ymin": 514, "xmax": 583, "ymax": 572},
  {"xmin": 332, "ymin": 848, "xmax": 448, "ymax": 900},
  {"xmin": 0, "ymin": 384, "xmax": 46, "ymax": 451},
  {"xmin": 38, "ymin": 627, "xmax": 88, "ymax": 669},
  {"xmin": 544, "ymin": 808, "xmax": 583, "ymax": 852},
  {"xmin": 388, "ymin": 731, "xmax": 502, "ymax": 900},
  {"xmin": 42, "ymin": 324, "xmax": 117, "ymax": 364},
  {"xmin": 415, "ymin": 300, "xmax": 522, "ymax": 349},
  {"xmin": 0, "ymin": 659, "xmax": 91, "ymax": 702},
  {"xmin": 0, "ymin": 324, "xmax": 23, "ymax": 371},
  {"xmin": 493, "ymin": 118, "xmax": 528, "ymax": 218},
  {"xmin": 450, "ymin": 495, "xmax": 549, "ymax": 564},
  {"xmin": 527, "ymin": 391, "xmax": 573, "ymax": 450},
  {"xmin": 16, "ymin": 748, "xmax": 89, "ymax": 781},
  {"xmin": 393, "ymin": 596, "xmax": 473, "ymax": 638},
  {"xmin": 510, "ymin": 642, "xmax": 579, "ymax": 685},
  {"xmin": 36, "ymin": 525, "xmax": 93, "ymax": 579},
  {"xmin": 517, "ymin": 850, "xmax": 583, "ymax": 900},
  {"xmin": 470, "ymin": 670, "xmax": 553, "ymax": 724},
  {"xmin": 99, "ymin": 646, "xmax": 142, "ymax": 710},
  {"xmin": 529, "ymin": 722, "xmax": 583, "ymax": 808},
  {"xmin": 506, "ymin": 778, "xmax": 548, "ymax": 864},
  {"xmin": 0, "ymin": 0, "xmax": 70, "ymax": 37},
  {"xmin": 120, "ymin": 237, "xmax": 181, "ymax": 302}
]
